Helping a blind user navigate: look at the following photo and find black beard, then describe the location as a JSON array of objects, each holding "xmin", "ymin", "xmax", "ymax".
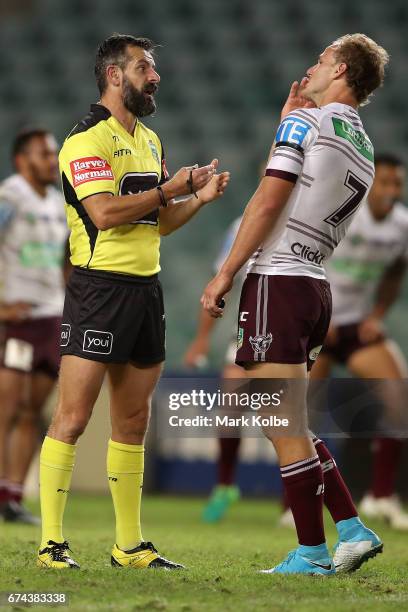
[{"xmin": 122, "ymin": 77, "xmax": 157, "ymax": 117}]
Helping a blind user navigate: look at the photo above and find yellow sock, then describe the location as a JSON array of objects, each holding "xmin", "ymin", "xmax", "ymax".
[
  {"xmin": 39, "ymin": 436, "xmax": 76, "ymax": 549},
  {"xmin": 107, "ymin": 439, "xmax": 144, "ymax": 551}
]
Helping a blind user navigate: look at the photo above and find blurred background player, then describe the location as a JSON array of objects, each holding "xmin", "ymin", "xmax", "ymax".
[
  {"xmin": 0, "ymin": 128, "xmax": 68, "ymax": 524},
  {"xmin": 312, "ymin": 153, "xmax": 408, "ymax": 529},
  {"xmin": 184, "ymin": 216, "xmax": 243, "ymax": 521},
  {"xmin": 185, "ymin": 215, "xmax": 295, "ymax": 526}
]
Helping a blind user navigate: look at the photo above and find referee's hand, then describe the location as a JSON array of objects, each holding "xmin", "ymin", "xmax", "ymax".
[
  {"xmin": 165, "ymin": 160, "xmax": 218, "ymax": 198},
  {"xmin": 197, "ymin": 165, "xmax": 230, "ymax": 205}
]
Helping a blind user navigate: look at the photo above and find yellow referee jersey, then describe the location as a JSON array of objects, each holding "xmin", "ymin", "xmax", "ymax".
[{"xmin": 59, "ymin": 103, "xmax": 168, "ymax": 277}]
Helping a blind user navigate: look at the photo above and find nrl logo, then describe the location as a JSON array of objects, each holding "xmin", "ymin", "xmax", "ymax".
[
  {"xmin": 309, "ymin": 345, "xmax": 322, "ymax": 361},
  {"xmin": 148, "ymin": 140, "xmax": 160, "ymax": 164},
  {"xmin": 249, "ymin": 333, "xmax": 273, "ymax": 353}
]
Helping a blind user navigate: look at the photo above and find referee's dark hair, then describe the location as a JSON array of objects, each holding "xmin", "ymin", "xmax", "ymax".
[
  {"xmin": 12, "ymin": 127, "xmax": 50, "ymax": 160},
  {"xmin": 95, "ymin": 34, "xmax": 155, "ymax": 95},
  {"xmin": 374, "ymin": 153, "xmax": 405, "ymax": 168}
]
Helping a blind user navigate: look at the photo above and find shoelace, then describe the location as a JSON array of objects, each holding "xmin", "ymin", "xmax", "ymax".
[
  {"xmin": 278, "ymin": 549, "xmax": 297, "ymax": 569},
  {"xmin": 138, "ymin": 541, "xmax": 178, "ymax": 566},
  {"xmin": 140, "ymin": 541, "xmax": 158, "ymax": 554},
  {"xmin": 47, "ymin": 540, "xmax": 72, "ymax": 562}
]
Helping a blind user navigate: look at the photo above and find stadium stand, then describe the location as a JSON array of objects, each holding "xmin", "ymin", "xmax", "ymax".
[{"xmin": 0, "ymin": 0, "xmax": 407, "ymax": 366}]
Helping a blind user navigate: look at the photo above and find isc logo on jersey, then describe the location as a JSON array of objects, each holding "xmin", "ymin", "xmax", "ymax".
[{"xmin": 275, "ymin": 117, "xmax": 312, "ymax": 147}]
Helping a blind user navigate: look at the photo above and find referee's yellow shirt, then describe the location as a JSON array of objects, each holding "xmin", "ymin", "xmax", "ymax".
[{"xmin": 59, "ymin": 103, "xmax": 168, "ymax": 277}]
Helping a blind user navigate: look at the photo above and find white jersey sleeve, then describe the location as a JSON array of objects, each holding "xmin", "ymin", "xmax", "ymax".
[
  {"xmin": 394, "ymin": 205, "xmax": 408, "ymax": 263},
  {"xmin": 0, "ymin": 200, "xmax": 15, "ymax": 234},
  {"xmin": 266, "ymin": 109, "xmax": 319, "ymax": 183}
]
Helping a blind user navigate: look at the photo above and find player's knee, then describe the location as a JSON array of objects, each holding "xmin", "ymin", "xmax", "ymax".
[
  {"xmin": 115, "ymin": 409, "xmax": 150, "ymax": 437},
  {"xmin": 17, "ymin": 405, "xmax": 41, "ymax": 426},
  {"xmin": 64, "ymin": 415, "xmax": 89, "ymax": 441},
  {"xmin": 0, "ymin": 397, "xmax": 21, "ymax": 427},
  {"xmin": 51, "ymin": 406, "xmax": 91, "ymax": 441},
  {"xmin": 261, "ymin": 426, "xmax": 276, "ymax": 443}
]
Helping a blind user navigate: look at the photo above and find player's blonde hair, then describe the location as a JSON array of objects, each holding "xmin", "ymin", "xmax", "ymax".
[{"xmin": 332, "ymin": 33, "xmax": 389, "ymax": 106}]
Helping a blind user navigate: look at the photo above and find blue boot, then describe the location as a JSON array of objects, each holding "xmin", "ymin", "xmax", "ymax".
[
  {"xmin": 261, "ymin": 543, "xmax": 335, "ymax": 575},
  {"xmin": 333, "ymin": 517, "xmax": 383, "ymax": 573}
]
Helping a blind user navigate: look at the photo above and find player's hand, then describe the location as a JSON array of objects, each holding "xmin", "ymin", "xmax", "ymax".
[
  {"xmin": 197, "ymin": 168, "xmax": 230, "ymax": 205},
  {"xmin": 165, "ymin": 160, "xmax": 217, "ymax": 198},
  {"xmin": 183, "ymin": 337, "xmax": 210, "ymax": 368},
  {"xmin": 0, "ymin": 301, "xmax": 32, "ymax": 322},
  {"xmin": 201, "ymin": 272, "xmax": 233, "ymax": 318},
  {"xmin": 358, "ymin": 316, "xmax": 384, "ymax": 344},
  {"xmin": 280, "ymin": 78, "xmax": 317, "ymax": 120}
]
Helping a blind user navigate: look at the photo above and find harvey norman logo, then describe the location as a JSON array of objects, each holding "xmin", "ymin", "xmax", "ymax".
[
  {"xmin": 70, "ymin": 156, "xmax": 114, "ymax": 187},
  {"xmin": 83, "ymin": 329, "xmax": 113, "ymax": 354}
]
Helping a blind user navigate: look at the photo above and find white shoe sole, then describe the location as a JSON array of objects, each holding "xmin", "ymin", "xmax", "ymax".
[{"xmin": 334, "ymin": 542, "xmax": 383, "ymax": 573}]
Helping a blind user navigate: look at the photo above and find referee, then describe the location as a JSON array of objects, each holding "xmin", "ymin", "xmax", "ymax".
[{"xmin": 37, "ymin": 34, "xmax": 230, "ymax": 570}]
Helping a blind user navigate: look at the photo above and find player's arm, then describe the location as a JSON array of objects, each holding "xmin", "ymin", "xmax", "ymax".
[
  {"xmin": 183, "ymin": 308, "xmax": 217, "ymax": 367},
  {"xmin": 201, "ymin": 175, "xmax": 295, "ymax": 316},
  {"xmin": 81, "ymin": 163, "xmax": 216, "ymax": 231},
  {"xmin": 201, "ymin": 96, "xmax": 318, "ymax": 317},
  {"xmin": 184, "ymin": 217, "xmax": 241, "ymax": 364},
  {"xmin": 158, "ymin": 162, "xmax": 230, "ymax": 236},
  {"xmin": 372, "ymin": 256, "xmax": 407, "ymax": 318},
  {"xmin": 358, "ymin": 256, "xmax": 406, "ymax": 343}
]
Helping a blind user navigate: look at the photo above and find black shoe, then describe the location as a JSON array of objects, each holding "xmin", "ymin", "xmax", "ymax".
[{"xmin": 2, "ymin": 500, "xmax": 41, "ymax": 525}]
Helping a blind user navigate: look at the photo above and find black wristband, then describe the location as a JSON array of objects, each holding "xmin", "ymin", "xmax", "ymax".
[
  {"xmin": 187, "ymin": 168, "xmax": 199, "ymax": 199},
  {"xmin": 157, "ymin": 185, "xmax": 168, "ymax": 208}
]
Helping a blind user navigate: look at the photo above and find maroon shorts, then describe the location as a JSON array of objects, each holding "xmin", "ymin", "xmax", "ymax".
[
  {"xmin": 0, "ymin": 317, "xmax": 62, "ymax": 379},
  {"xmin": 320, "ymin": 322, "xmax": 386, "ymax": 364},
  {"xmin": 235, "ymin": 274, "xmax": 332, "ymax": 371}
]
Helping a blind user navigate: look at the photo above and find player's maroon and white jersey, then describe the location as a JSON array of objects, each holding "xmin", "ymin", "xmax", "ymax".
[
  {"xmin": 0, "ymin": 174, "xmax": 67, "ymax": 318},
  {"xmin": 326, "ymin": 201, "xmax": 408, "ymax": 325},
  {"xmin": 248, "ymin": 103, "xmax": 375, "ymax": 279}
]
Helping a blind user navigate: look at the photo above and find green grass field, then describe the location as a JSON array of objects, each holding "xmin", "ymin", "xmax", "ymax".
[{"xmin": 1, "ymin": 495, "xmax": 407, "ymax": 612}]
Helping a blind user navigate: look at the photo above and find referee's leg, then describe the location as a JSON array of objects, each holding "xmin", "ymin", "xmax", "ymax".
[
  {"xmin": 39, "ymin": 355, "xmax": 107, "ymax": 550},
  {"xmin": 106, "ymin": 361, "xmax": 163, "ymax": 551}
]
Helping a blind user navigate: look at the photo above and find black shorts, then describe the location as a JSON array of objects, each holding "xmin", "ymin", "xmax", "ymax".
[
  {"xmin": 320, "ymin": 322, "xmax": 386, "ymax": 364},
  {"xmin": 235, "ymin": 274, "xmax": 332, "ymax": 371},
  {"xmin": 60, "ymin": 267, "xmax": 165, "ymax": 365}
]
